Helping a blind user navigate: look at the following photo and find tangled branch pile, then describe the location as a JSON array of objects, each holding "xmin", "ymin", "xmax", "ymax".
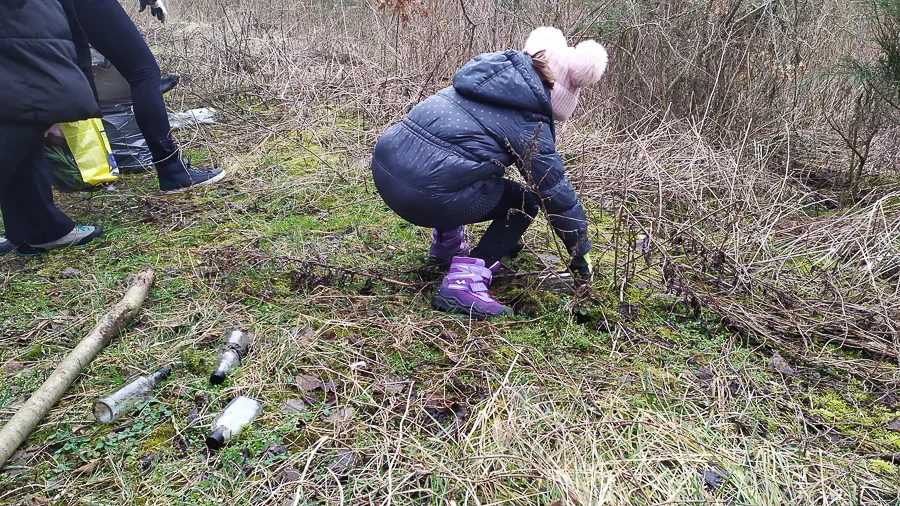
[{"xmin": 569, "ymin": 124, "xmax": 899, "ymax": 385}]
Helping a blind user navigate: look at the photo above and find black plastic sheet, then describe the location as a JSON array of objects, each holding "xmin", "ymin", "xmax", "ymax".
[
  {"xmin": 100, "ymin": 103, "xmax": 154, "ymax": 174},
  {"xmin": 90, "ymin": 49, "xmax": 180, "ymax": 174}
]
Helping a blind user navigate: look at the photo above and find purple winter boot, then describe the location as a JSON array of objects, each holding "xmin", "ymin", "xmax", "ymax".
[
  {"xmin": 432, "ymin": 257, "xmax": 513, "ymax": 319},
  {"xmin": 428, "ymin": 227, "xmax": 470, "ymax": 265}
]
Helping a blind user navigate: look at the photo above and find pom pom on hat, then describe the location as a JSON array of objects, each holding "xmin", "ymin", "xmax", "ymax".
[
  {"xmin": 524, "ymin": 26, "xmax": 568, "ymax": 54},
  {"xmin": 569, "ymin": 40, "xmax": 609, "ymax": 88},
  {"xmin": 523, "ymin": 27, "xmax": 609, "ymax": 121}
]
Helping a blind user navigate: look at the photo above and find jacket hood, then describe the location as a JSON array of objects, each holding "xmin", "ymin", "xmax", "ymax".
[{"xmin": 452, "ymin": 50, "xmax": 553, "ymax": 117}]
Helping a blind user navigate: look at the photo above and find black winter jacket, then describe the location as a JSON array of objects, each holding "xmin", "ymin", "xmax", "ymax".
[{"xmin": 0, "ymin": 0, "xmax": 100, "ymax": 124}]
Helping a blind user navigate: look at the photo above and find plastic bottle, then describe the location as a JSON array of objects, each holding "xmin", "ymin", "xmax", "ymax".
[
  {"xmin": 205, "ymin": 396, "xmax": 262, "ymax": 449},
  {"xmin": 210, "ymin": 330, "xmax": 253, "ymax": 385},
  {"xmin": 93, "ymin": 366, "xmax": 171, "ymax": 423}
]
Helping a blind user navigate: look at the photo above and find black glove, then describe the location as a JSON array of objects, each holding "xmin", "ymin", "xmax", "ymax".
[
  {"xmin": 159, "ymin": 73, "xmax": 180, "ymax": 95},
  {"xmin": 139, "ymin": 0, "xmax": 167, "ymax": 22},
  {"xmin": 569, "ymin": 253, "xmax": 593, "ymax": 281},
  {"xmin": 0, "ymin": 0, "xmax": 28, "ymax": 8}
]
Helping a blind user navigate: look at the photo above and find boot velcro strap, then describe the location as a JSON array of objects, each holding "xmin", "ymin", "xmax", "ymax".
[
  {"xmin": 447, "ymin": 272, "xmax": 480, "ymax": 283},
  {"xmin": 467, "ymin": 266, "xmax": 493, "ymax": 285},
  {"xmin": 468, "ymin": 282, "xmax": 488, "ymax": 293}
]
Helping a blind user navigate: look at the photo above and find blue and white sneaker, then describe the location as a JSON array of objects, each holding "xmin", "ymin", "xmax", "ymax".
[{"xmin": 17, "ymin": 226, "xmax": 103, "ymax": 256}]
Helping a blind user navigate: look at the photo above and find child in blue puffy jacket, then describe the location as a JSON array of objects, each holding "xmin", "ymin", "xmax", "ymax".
[{"xmin": 372, "ymin": 27, "xmax": 608, "ymax": 319}]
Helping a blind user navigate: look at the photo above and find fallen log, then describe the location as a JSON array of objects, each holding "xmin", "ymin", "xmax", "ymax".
[{"xmin": 0, "ymin": 266, "xmax": 156, "ymax": 470}]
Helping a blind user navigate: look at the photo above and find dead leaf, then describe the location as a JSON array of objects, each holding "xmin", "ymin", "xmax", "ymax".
[
  {"xmin": 186, "ymin": 407, "xmax": 200, "ymax": 425},
  {"xmin": 550, "ymin": 501, "xmax": 563, "ymax": 506},
  {"xmin": 328, "ymin": 449, "xmax": 356, "ymax": 474},
  {"xmin": 451, "ymin": 403, "xmax": 468, "ymax": 422},
  {"xmin": 281, "ymin": 399, "xmax": 306, "ymax": 415},
  {"xmin": 421, "ymin": 391, "xmax": 467, "ymax": 422},
  {"xmin": 376, "ymin": 374, "xmax": 407, "ymax": 395},
  {"xmin": 60, "ymin": 267, "xmax": 81, "ymax": 279},
  {"xmin": 437, "ymin": 331, "xmax": 459, "ymax": 342},
  {"xmin": 138, "ymin": 453, "xmax": 157, "ymax": 471},
  {"xmin": 9, "ymin": 449, "xmax": 31, "ymax": 463},
  {"xmin": 771, "ymin": 354, "xmax": 795, "ymax": 376},
  {"xmin": 888, "ymin": 418, "xmax": 900, "ymax": 432},
  {"xmin": 617, "ymin": 301, "xmax": 639, "ymax": 319},
  {"xmin": 703, "ymin": 462, "xmax": 730, "ymax": 491},
  {"xmin": 348, "ymin": 333, "xmax": 365, "ymax": 346},
  {"xmin": 2, "ymin": 361, "xmax": 24, "ymax": 373},
  {"xmin": 324, "ymin": 406, "xmax": 354, "ymax": 423},
  {"xmin": 321, "ymin": 380, "xmax": 340, "ymax": 394},
  {"xmin": 3, "ymin": 449, "xmax": 31, "ymax": 476},
  {"xmin": 276, "ymin": 468, "xmax": 301, "ymax": 485},
  {"xmin": 194, "ymin": 391, "xmax": 210, "ymax": 407},
  {"xmin": 696, "ymin": 367, "xmax": 714, "ymax": 382},
  {"xmin": 294, "ymin": 375, "xmax": 324, "ymax": 392},
  {"xmin": 679, "ymin": 369, "xmax": 700, "ymax": 384},
  {"xmin": 703, "ymin": 469, "xmax": 724, "ymax": 490},
  {"xmin": 20, "ymin": 496, "xmax": 49, "ymax": 506},
  {"xmin": 73, "ymin": 460, "xmax": 99, "ymax": 475},
  {"xmin": 444, "ymin": 349, "xmax": 463, "ymax": 364},
  {"xmin": 268, "ymin": 444, "xmax": 287, "ymax": 456},
  {"xmin": 289, "ymin": 327, "xmax": 315, "ymax": 343}
]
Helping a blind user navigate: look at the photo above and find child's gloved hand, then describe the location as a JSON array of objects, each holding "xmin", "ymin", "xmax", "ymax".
[
  {"xmin": 139, "ymin": 0, "xmax": 167, "ymax": 22},
  {"xmin": 569, "ymin": 253, "xmax": 593, "ymax": 282}
]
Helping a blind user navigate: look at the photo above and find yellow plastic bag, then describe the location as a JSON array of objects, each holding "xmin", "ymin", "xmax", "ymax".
[{"xmin": 46, "ymin": 118, "xmax": 120, "ymax": 192}]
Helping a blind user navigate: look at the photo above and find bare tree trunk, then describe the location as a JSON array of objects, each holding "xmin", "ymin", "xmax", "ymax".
[{"xmin": 0, "ymin": 267, "xmax": 156, "ymax": 469}]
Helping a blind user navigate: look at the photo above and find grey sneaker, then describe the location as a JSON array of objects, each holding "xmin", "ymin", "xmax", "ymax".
[
  {"xmin": 17, "ymin": 226, "xmax": 103, "ymax": 256},
  {"xmin": 0, "ymin": 236, "xmax": 12, "ymax": 256}
]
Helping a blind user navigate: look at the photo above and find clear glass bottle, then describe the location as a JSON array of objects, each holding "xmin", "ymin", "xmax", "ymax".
[
  {"xmin": 205, "ymin": 396, "xmax": 262, "ymax": 449},
  {"xmin": 93, "ymin": 366, "xmax": 171, "ymax": 423},
  {"xmin": 210, "ymin": 330, "xmax": 253, "ymax": 385}
]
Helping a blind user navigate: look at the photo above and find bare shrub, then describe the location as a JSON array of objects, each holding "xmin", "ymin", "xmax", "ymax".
[{"xmin": 134, "ymin": 0, "xmax": 900, "ymax": 379}]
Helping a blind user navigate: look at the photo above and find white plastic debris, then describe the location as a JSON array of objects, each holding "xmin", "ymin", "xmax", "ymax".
[{"xmin": 168, "ymin": 107, "xmax": 218, "ymax": 129}]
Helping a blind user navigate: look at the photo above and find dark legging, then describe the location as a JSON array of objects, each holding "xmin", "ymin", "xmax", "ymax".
[
  {"xmin": 0, "ymin": 124, "xmax": 75, "ymax": 246},
  {"xmin": 73, "ymin": 0, "xmax": 181, "ymax": 170},
  {"xmin": 468, "ymin": 179, "xmax": 541, "ymax": 265}
]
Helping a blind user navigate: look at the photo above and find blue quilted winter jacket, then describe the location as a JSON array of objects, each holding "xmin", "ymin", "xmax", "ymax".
[{"xmin": 372, "ymin": 50, "xmax": 591, "ymax": 257}]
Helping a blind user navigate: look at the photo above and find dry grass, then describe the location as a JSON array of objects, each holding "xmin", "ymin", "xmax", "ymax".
[
  {"xmin": 566, "ymin": 123, "xmax": 900, "ymax": 385},
  {"xmin": 2, "ymin": 0, "xmax": 900, "ymax": 504}
]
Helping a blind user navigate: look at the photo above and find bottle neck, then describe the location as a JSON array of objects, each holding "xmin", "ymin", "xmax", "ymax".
[{"xmin": 148, "ymin": 366, "xmax": 172, "ymax": 385}]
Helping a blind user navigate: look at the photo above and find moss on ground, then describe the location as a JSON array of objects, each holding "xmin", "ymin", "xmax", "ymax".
[{"xmin": 1, "ymin": 115, "xmax": 898, "ymax": 505}]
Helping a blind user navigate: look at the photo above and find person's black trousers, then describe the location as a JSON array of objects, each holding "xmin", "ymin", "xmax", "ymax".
[
  {"xmin": 0, "ymin": 124, "xmax": 75, "ymax": 246},
  {"xmin": 74, "ymin": 0, "xmax": 181, "ymax": 170},
  {"xmin": 468, "ymin": 179, "xmax": 541, "ymax": 265}
]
